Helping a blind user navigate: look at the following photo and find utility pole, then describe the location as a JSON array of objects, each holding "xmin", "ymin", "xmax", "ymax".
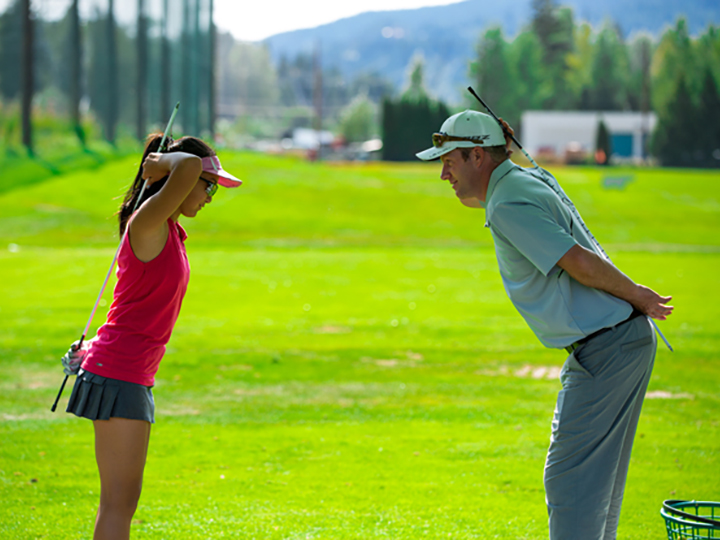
[
  {"xmin": 640, "ymin": 38, "xmax": 651, "ymax": 162},
  {"xmin": 21, "ymin": 0, "xmax": 33, "ymax": 155},
  {"xmin": 313, "ymin": 41, "xmax": 323, "ymax": 160}
]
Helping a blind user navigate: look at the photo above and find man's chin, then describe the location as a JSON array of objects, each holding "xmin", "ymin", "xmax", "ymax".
[{"xmin": 459, "ymin": 196, "xmax": 483, "ymax": 208}]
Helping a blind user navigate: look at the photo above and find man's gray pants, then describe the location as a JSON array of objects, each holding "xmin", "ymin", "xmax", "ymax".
[{"xmin": 545, "ymin": 315, "xmax": 657, "ymax": 540}]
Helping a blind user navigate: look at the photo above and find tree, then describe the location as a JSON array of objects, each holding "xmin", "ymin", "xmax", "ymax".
[
  {"xmin": 651, "ymin": 19, "xmax": 695, "ymax": 120},
  {"xmin": 401, "ymin": 55, "xmax": 429, "ymax": 104},
  {"xmin": 0, "ymin": 0, "xmax": 22, "ymax": 100},
  {"xmin": 470, "ymin": 27, "xmax": 519, "ymax": 128},
  {"xmin": 652, "ymin": 73, "xmax": 696, "ymax": 167},
  {"xmin": 566, "ymin": 22, "xmax": 594, "ymax": 110},
  {"xmin": 531, "ymin": 0, "xmax": 576, "ymax": 109},
  {"xmin": 382, "ymin": 56, "xmax": 450, "ymax": 161},
  {"xmin": 339, "ymin": 92, "xmax": 376, "ymax": 143},
  {"xmin": 626, "ymin": 34, "xmax": 653, "ymax": 113},
  {"xmin": 226, "ymin": 42, "xmax": 279, "ymax": 112},
  {"xmin": 595, "ymin": 119, "xmax": 611, "ymax": 165},
  {"xmin": 136, "ymin": 0, "xmax": 148, "ymax": 140},
  {"xmin": 21, "ymin": 0, "xmax": 33, "ymax": 153},
  {"xmin": 696, "ymin": 68, "xmax": 720, "ymax": 167},
  {"xmin": 587, "ymin": 22, "xmax": 629, "ymax": 110},
  {"xmin": 68, "ymin": 0, "xmax": 84, "ymax": 144}
]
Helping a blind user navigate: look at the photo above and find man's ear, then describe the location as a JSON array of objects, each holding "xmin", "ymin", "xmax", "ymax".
[{"xmin": 472, "ymin": 146, "xmax": 484, "ymax": 167}]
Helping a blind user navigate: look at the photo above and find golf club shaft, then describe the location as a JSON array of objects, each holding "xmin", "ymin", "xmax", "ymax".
[
  {"xmin": 650, "ymin": 320, "xmax": 673, "ymax": 352},
  {"xmin": 50, "ymin": 375, "xmax": 69, "ymax": 412},
  {"xmin": 467, "ymin": 87, "xmax": 539, "ymax": 168},
  {"xmin": 159, "ymin": 102, "xmax": 180, "ymax": 151},
  {"xmin": 51, "ymin": 103, "xmax": 180, "ymax": 412},
  {"xmin": 466, "ymin": 86, "xmax": 673, "ymax": 352}
]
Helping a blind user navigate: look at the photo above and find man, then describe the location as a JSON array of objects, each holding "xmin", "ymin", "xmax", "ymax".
[{"xmin": 416, "ymin": 110, "xmax": 673, "ymax": 540}]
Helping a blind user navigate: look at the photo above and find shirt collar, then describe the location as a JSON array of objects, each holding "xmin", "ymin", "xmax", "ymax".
[
  {"xmin": 485, "ymin": 159, "xmax": 516, "ymax": 205},
  {"xmin": 483, "ymin": 159, "xmax": 516, "ymax": 226}
]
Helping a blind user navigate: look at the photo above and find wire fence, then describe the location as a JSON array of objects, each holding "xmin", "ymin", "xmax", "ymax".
[{"xmin": 0, "ymin": 0, "xmax": 215, "ymax": 153}]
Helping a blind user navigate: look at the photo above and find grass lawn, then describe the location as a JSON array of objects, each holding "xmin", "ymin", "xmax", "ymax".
[{"xmin": 1, "ymin": 152, "xmax": 718, "ymax": 539}]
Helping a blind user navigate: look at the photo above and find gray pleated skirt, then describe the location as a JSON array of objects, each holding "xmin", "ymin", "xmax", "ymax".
[{"xmin": 66, "ymin": 370, "xmax": 155, "ymax": 423}]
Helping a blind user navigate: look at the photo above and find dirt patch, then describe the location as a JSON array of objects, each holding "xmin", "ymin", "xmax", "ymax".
[
  {"xmin": 645, "ymin": 390, "xmax": 694, "ymax": 400},
  {"xmin": 477, "ymin": 364, "xmax": 561, "ymax": 381}
]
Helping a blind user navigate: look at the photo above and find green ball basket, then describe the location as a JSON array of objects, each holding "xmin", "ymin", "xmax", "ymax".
[{"xmin": 662, "ymin": 500, "xmax": 720, "ymax": 539}]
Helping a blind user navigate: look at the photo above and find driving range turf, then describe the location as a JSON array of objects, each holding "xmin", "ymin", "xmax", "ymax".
[{"xmin": 1, "ymin": 152, "xmax": 718, "ymax": 538}]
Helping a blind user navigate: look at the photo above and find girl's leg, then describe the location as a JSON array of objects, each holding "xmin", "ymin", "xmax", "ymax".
[{"xmin": 93, "ymin": 418, "xmax": 151, "ymax": 540}]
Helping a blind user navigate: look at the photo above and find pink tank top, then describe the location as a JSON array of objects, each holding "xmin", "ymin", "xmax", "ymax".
[{"xmin": 81, "ymin": 218, "xmax": 190, "ymax": 386}]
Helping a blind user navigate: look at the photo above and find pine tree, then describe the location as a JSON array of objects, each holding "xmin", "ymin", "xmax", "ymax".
[
  {"xmin": 696, "ymin": 69, "xmax": 720, "ymax": 167},
  {"xmin": 382, "ymin": 57, "xmax": 450, "ymax": 161},
  {"xmin": 653, "ymin": 74, "xmax": 696, "ymax": 167},
  {"xmin": 588, "ymin": 23, "xmax": 629, "ymax": 110},
  {"xmin": 530, "ymin": 0, "xmax": 575, "ymax": 109},
  {"xmin": 595, "ymin": 119, "xmax": 611, "ymax": 164},
  {"xmin": 471, "ymin": 27, "xmax": 519, "ymax": 128}
]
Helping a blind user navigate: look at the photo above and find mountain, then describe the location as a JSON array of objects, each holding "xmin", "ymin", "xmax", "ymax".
[{"xmin": 261, "ymin": 0, "xmax": 720, "ymax": 104}]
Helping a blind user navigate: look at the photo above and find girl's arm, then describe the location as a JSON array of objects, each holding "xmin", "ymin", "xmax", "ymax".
[
  {"xmin": 129, "ymin": 152, "xmax": 202, "ymax": 261},
  {"xmin": 135, "ymin": 152, "xmax": 202, "ymax": 230}
]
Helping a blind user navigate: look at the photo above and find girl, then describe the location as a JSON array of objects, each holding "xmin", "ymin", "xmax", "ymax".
[{"xmin": 60, "ymin": 134, "xmax": 241, "ymax": 540}]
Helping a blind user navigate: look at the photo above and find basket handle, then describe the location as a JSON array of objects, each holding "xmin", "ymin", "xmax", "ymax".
[{"xmin": 663, "ymin": 500, "xmax": 720, "ymax": 527}]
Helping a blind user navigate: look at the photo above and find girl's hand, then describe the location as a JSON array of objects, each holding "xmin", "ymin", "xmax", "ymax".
[
  {"xmin": 141, "ymin": 152, "xmax": 171, "ymax": 186},
  {"xmin": 61, "ymin": 340, "xmax": 89, "ymax": 376}
]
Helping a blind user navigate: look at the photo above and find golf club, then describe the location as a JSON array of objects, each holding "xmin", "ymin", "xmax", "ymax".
[
  {"xmin": 466, "ymin": 86, "xmax": 673, "ymax": 352},
  {"xmin": 51, "ymin": 102, "xmax": 180, "ymax": 412}
]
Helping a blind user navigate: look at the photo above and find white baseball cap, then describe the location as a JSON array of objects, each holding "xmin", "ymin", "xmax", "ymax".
[{"xmin": 416, "ymin": 110, "xmax": 506, "ymax": 161}]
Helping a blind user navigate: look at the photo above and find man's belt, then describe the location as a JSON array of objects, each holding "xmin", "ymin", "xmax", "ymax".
[{"xmin": 564, "ymin": 309, "xmax": 645, "ymax": 354}]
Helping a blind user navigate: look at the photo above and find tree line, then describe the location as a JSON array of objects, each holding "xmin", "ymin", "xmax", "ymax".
[
  {"xmin": 383, "ymin": 0, "xmax": 720, "ymax": 165},
  {"xmin": 2, "ymin": 0, "xmax": 719, "ymax": 167}
]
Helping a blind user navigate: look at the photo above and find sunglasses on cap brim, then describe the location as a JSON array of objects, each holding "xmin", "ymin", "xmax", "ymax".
[{"xmin": 432, "ymin": 132, "xmax": 490, "ymax": 148}]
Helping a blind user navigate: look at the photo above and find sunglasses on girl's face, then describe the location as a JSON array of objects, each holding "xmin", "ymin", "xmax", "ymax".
[
  {"xmin": 200, "ymin": 177, "xmax": 218, "ymax": 197},
  {"xmin": 432, "ymin": 132, "xmax": 489, "ymax": 148}
]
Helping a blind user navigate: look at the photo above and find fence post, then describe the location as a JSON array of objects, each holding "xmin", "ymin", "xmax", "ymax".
[
  {"xmin": 136, "ymin": 0, "xmax": 148, "ymax": 140},
  {"xmin": 21, "ymin": 0, "xmax": 33, "ymax": 155}
]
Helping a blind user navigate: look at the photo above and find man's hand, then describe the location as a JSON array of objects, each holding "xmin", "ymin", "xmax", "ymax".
[
  {"xmin": 497, "ymin": 117, "xmax": 514, "ymax": 157},
  {"xmin": 557, "ymin": 245, "xmax": 674, "ymax": 320},
  {"xmin": 631, "ymin": 286, "xmax": 674, "ymax": 320}
]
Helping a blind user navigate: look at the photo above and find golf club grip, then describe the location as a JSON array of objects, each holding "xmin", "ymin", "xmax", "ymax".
[
  {"xmin": 50, "ymin": 375, "xmax": 69, "ymax": 412},
  {"xmin": 467, "ymin": 86, "xmax": 524, "ymax": 150}
]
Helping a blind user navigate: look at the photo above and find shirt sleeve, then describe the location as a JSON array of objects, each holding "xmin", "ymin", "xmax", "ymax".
[{"xmin": 489, "ymin": 201, "xmax": 577, "ymax": 276}]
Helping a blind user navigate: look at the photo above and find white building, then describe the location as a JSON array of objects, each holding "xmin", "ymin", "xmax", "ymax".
[{"xmin": 521, "ymin": 111, "xmax": 657, "ymax": 161}]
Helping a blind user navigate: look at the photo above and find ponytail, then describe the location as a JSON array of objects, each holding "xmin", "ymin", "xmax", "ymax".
[{"xmin": 118, "ymin": 134, "xmax": 171, "ymax": 236}]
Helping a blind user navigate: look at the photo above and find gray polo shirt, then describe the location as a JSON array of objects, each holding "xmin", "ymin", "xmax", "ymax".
[{"xmin": 484, "ymin": 159, "xmax": 632, "ymax": 349}]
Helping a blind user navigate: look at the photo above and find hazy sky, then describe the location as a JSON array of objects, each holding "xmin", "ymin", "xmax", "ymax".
[
  {"xmin": 0, "ymin": 0, "xmax": 464, "ymax": 41},
  {"xmin": 215, "ymin": 0, "xmax": 465, "ymax": 41}
]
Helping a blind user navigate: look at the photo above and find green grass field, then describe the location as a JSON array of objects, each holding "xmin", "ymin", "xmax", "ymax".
[{"xmin": 1, "ymin": 152, "xmax": 718, "ymax": 539}]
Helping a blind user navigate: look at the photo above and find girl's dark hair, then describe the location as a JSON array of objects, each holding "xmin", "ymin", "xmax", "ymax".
[{"xmin": 119, "ymin": 134, "xmax": 216, "ymax": 235}]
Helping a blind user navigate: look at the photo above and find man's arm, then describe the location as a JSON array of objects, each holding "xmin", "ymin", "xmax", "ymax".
[{"xmin": 557, "ymin": 244, "xmax": 674, "ymax": 320}]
